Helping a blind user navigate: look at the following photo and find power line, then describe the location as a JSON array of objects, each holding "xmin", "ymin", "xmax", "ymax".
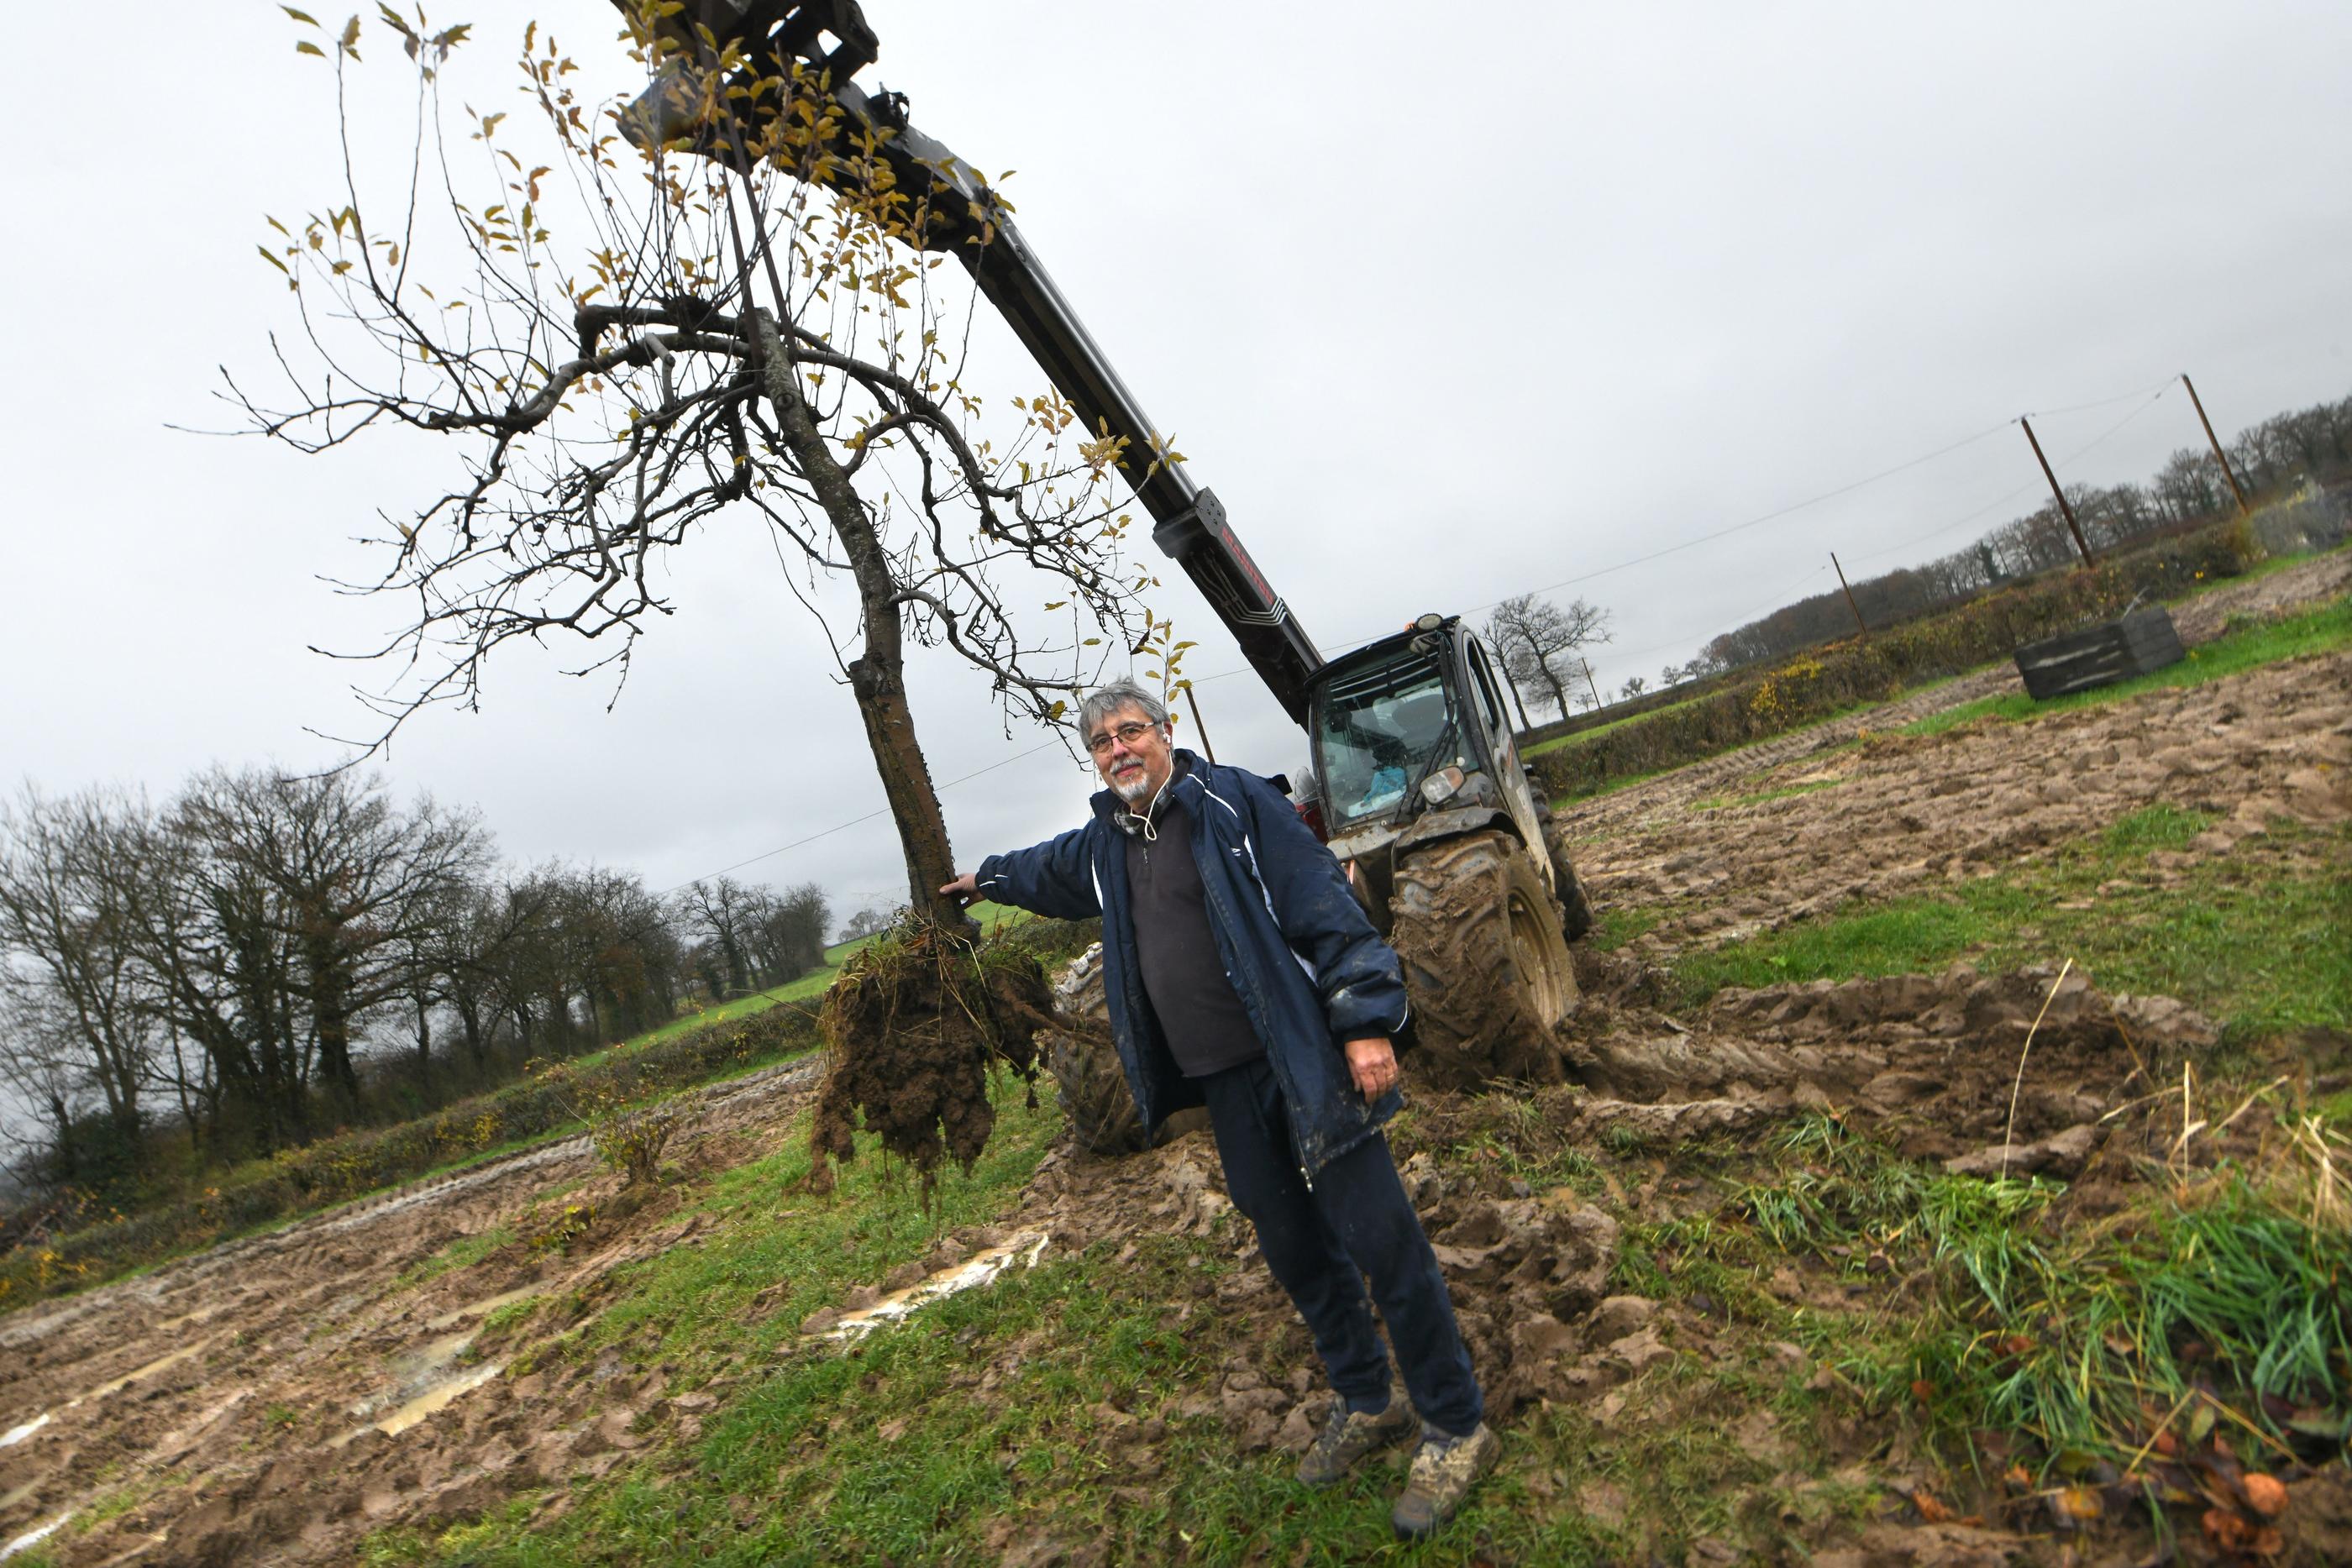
[
  {"xmin": 1188, "ymin": 378, "xmax": 2171, "ymax": 690},
  {"xmin": 651, "ymin": 737, "xmax": 1065, "ymax": 899},
  {"xmin": 1846, "ymin": 385, "xmax": 2172, "ymax": 569},
  {"xmin": 1599, "ymin": 563, "xmax": 1835, "ymax": 672},
  {"xmin": 2021, "ymin": 376, "xmax": 2176, "ymax": 420},
  {"xmin": 659, "ymin": 381, "xmax": 2184, "ymax": 894}
]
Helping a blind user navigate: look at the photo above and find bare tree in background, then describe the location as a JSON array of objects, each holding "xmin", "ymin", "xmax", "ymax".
[
  {"xmin": 171, "ymin": 769, "xmax": 491, "ymax": 1117},
  {"xmin": 678, "ymin": 876, "xmax": 764, "ymax": 999},
  {"xmin": 748, "ymin": 882, "xmax": 829, "ymax": 981},
  {"xmin": 1485, "ymin": 595, "xmax": 1613, "ymax": 720},
  {"xmin": 234, "ymin": 9, "xmax": 1172, "ymax": 926},
  {"xmin": 0, "ymin": 789, "xmax": 162, "ymax": 1177},
  {"xmin": 837, "ymin": 906, "xmax": 889, "ymax": 944}
]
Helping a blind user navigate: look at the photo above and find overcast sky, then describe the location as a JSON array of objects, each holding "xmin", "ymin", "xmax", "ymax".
[{"xmin": 5, "ymin": 0, "xmax": 2349, "ymax": 931}]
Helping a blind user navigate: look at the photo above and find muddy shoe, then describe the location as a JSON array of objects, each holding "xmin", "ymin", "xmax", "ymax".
[
  {"xmin": 1390, "ymin": 1422, "xmax": 1499, "ymax": 1539},
  {"xmin": 1294, "ymin": 1385, "xmax": 1415, "ymax": 1488}
]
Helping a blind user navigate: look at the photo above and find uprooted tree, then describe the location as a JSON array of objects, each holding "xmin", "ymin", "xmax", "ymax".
[
  {"xmin": 239, "ymin": 6, "xmax": 1172, "ymax": 920},
  {"xmin": 237, "ymin": 5, "xmax": 1181, "ymax": 1181}
]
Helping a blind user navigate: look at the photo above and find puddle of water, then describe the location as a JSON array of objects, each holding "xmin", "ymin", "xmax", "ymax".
[
  {"xmin": 425, "ymin": 1284, "xmax": 542, "ymax": 1333},
  {"xmin": 0, "ymin": 1513, "xmax": 68, "ymax": 1560},
  {"xmin": 820, "ymin": 1232, "xmax": 1050, "ymax": 1343},
  {"xmin": 332, "ymin": 1360, "xmax": 504, "ymax": 1448},
  {"xmin": 0, "ymin": 1413, "xmax": 50, "ymax": 1450},
  {"xmin": 81, "ymin": 1341, "xmax": 206, "ymax": 1403},
  {"xmin": 375, "ymin": 1360, "xmax": 503, "ymax": 1436}
]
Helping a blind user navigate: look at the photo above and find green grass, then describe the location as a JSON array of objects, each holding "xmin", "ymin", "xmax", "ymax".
[
  {"xmin": 1672, "ymin": 806, "xmax": 2352, "ymax": 1037},
  {"xmin": 1905, "ymin": 593, "xmax": 2352, "ymax": 738},
  {"xmin": 1590, "ymin": 902, "xmax": 1669, "ymax": 954},
  {"xmin": 1694, "ymin": 779, "xmax": 1847, "ymax": 813},
  {"xmin": 393, "ymin": 1226, "xmax": 516, "ymax": 1293},
  {"xmin": 365, "ymin": 1093, "xmax": 1795, "ymax": 1565},
  {"xmin": 1695, "ymin": 1114, "xmax": 2352, "ymax": 1475}
]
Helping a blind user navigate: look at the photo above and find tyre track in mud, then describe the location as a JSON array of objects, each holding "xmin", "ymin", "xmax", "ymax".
[{"xmin": 0, "ymin": 1054, "xmax": 822, "ymax": 1565}]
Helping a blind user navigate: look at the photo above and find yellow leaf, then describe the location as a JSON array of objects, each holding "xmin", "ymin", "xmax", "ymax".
[
  {"xmin": 281, "ymin": 5, "xmax": 318, "ymax": 23},
  {"xmin": 257, "ymin": 244, "xmax": 291, "ymax": 274},
  {"xmin": 294, "ymin": 39, "xmax": 325, "ymax": 55}
]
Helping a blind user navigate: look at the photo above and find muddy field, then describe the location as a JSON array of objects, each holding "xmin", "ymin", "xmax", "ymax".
[
  {"xmin": 1, "ymin": 559, "xmax": 2345, "ymax": 1565},
  {"xmin": 1572, "ymin": 552, "xmax": 2352, "ymax": 962}
]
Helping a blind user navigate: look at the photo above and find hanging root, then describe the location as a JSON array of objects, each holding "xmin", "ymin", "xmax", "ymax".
[{"xmin": 806, "ymin": 917, "xmax": 1054, "ymax": 1199}]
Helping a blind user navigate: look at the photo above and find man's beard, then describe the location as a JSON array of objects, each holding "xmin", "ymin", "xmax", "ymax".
[{"xmin": 1109, "ymin": 762, "xmax": 1153, "ymax": 803}]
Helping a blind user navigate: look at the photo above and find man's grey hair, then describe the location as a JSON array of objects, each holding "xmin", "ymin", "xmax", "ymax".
[{"xmin": 1079, "ymin": 678, "xmax": 1168, "ymax": 739}]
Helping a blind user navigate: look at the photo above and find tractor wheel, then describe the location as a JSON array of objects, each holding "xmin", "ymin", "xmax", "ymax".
[
  {"xmin": 1532, "ymin": 794, "xmax": 1597, "ymax": 941},
  {"xmin": 1042, "ymin": 944, "xmax": 1149, "ymax": 1155},
  {"xmin": 1389, "ymin": 830, "xmax": 1578, "ymax": 1090},
  {"xmin": 1545, "ymin": 822, "xmax": 1598, "ymax": 941}
]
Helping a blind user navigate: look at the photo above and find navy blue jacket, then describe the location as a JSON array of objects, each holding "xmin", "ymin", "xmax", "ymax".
[{"xmin": 978, "ymin": 750, "xmax": 1410, "ymax": 1182}]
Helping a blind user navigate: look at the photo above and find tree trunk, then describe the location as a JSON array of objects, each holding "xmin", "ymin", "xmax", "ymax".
[
  {"xmin": 759, "ymin": 314, "xmax": 971, "ymax": 931},
  {"xmin": 454, "ymin": 991, "xmax": 486, "ymax": 1067},
  {"xmin": 1540, "ymin": 667, "xmax": 1571, "ymax": 719},
  {"xmin": 310, "ymin": 949, "xmax": 362, "ymax": 1112}
]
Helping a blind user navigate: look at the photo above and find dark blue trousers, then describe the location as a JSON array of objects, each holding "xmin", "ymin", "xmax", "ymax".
[{"xmin": 1197, "ymin": 1058, "xmax": 1483, "ymax": 1437}]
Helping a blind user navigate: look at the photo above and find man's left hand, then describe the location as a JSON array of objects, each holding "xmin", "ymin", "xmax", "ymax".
[{"xmin": 1344, "ymin": 1036, "xmax": 1400, "ymax": 1099}]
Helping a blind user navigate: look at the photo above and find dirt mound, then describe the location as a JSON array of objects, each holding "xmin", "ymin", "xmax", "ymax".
[{"xmin": 808, "ymin": 922, "xmax": 1053, "ymax": 1195}]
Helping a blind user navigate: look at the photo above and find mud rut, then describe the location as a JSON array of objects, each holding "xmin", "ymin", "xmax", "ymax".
[{"xmin": 1, "ymin": 556, "xmax": 2345, "ymax": 1566}]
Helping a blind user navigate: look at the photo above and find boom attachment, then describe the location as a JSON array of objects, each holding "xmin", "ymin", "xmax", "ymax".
[{"xmin": 616, "ymin": 0, "xmax": 1325, "ymax": 721}]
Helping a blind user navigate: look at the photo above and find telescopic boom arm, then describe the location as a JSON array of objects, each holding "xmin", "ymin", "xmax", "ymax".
[{"xmin": 617, "ymin": 0, "xmax": 1326, "ymax": 722}]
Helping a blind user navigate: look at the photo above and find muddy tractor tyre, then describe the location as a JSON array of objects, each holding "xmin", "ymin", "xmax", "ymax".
[
  {"xmin": 1390, "ymin": 829, "xmax": 1578, "ymax": 1090},
  {"xmin": 1544, "ymin": 822, "xmax": 1598, "ymax": 941},
  {"xmin": 1531, "ymin": 793, "xmax": 1597, "ymax": 941},
  {"xmin": 1042, "ymin": 944, "xmax": 1149, "ymax": 1155}
]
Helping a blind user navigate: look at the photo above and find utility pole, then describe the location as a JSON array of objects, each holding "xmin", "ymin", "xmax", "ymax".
[
  {"xmin": 1579, "ymin": 657, "xmax": 1605, "ymax": 712},
  {"xmin": 1181, "ymin": 684, "xmax": 1217, "ymax": 765},
  {"xmin": 2181, "ymin": 373, "xmax": 2253, "ymax": 519},
  {"xmin": 2019, "ymin": 416, "xmax": 2097, "ymax": 568},
  {"xmin": 1830, "ymin": 553, "xmax": 1868, "ymax": 637}
]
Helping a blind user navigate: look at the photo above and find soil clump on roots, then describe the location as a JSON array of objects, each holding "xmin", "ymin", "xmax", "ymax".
[{"xmin": 807, "ymin": 920, "xmax": 1056, "ymax": 1196}]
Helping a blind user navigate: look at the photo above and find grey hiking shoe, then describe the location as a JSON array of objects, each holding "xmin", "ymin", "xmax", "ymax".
[
  {"xmin": 1294, "ymin": 1383, "xmax": 1415, "ymax": 1488},
  {"xmin": 1390, "ymin": 1422, "xmax": 1499, "ymax": 1539}
]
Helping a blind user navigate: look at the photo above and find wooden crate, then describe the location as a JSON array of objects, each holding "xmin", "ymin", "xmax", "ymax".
[{"xmin": 2013, "ymin": 605, "xmax": 2186, "ymax": 700}]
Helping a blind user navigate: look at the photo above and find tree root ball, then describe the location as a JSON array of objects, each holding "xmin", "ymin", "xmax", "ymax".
[{"xmin": 807, "ymin": 920, "xmax": 1055, "ymax": 1198}]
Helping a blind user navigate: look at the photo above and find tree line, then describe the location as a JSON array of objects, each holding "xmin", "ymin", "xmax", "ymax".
[
  {"xmin": 0, "ymin": 768, "xmax": 829, "ymax": 1199},
  {"xmin": 1668, "ymin": 384, "xmax": 2352, "ymax": 684}
]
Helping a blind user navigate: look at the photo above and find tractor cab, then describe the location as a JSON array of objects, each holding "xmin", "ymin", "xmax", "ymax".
[{"xmin": 1305, "ymin": 613, "xmax": 1557, "ymax": 927}]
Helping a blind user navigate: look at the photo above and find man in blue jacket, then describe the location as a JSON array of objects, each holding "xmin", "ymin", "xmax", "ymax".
[{"xmin": 941, "ymin": 679, "xmax": 1496, "ymax": 1539}]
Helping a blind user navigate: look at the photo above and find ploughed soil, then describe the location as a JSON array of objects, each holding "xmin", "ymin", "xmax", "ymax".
[
  {"xmin": 2, "ymin": 558, "xmax": 2345, "ymax": 1566},
  {"xmin": 1570, "ymin": 551, "xmax": 2352, "ymax": 962}
]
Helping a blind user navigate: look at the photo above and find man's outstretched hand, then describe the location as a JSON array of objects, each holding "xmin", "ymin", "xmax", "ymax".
[
  {"xmin": 1345, "ymin": 1036, "xmax": 1399, "ymax": 1099},
  {"xmin": 938, "ymin": 870, "xmax": 979, "ymax": 906}
]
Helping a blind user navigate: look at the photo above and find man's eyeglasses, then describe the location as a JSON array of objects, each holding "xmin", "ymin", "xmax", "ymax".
[{"xmin": 1085, "ymin": 721, "xmax": 1158, "ymax": 756}]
